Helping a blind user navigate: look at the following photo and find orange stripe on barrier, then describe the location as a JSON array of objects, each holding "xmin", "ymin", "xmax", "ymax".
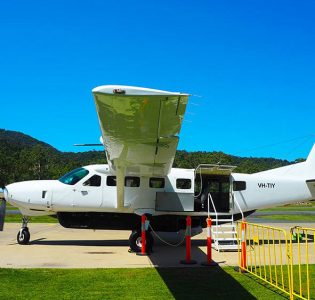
[
  {"xmin": 201, "ymin": 217, "xmax": 218, "ymax": 266},
  {"xmin": 180, "ymin": 216, "xmax": 196, "ymax": 265},
  {"xmin": 207, "ymin": 218, "xmax": 212, "ymax": 263},
  {"xmin": 136, "ymin": 214, "xmax": 149, "ymax": 256},
  {"xmin": 141, "ymin": 214, "xmax": 146, "ymax": 255},
  {"xmin": 186, "ymin": 216, "xmax": 191, "ymax": 261},
  {"xmin": 241, "ymin": 219, "xmax": 247, "ymax": 269}
]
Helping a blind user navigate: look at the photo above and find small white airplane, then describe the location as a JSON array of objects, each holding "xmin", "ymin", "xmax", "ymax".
[{"xmin": 1, "ymin": 85, "xmax": 315, "ymax": 252}]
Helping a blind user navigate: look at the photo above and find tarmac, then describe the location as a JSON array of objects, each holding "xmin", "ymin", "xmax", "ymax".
[{"xmin": 0, "ymin": 221, "xmax": 314, "ymax": 268}]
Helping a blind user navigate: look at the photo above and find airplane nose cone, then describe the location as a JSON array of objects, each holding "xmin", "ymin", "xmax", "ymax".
[
  {"xmin": 3, "ymin": 187, "xmax": 9, "ymax": 201},
  {"xmin": 3, "ymin": 184, "xmax": 18, "ymax": 205}
]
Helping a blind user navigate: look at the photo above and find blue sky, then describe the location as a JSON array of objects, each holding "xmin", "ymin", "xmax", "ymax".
[{"xmin": 1, "ymin": 0, "xmax": 315, "ymax": 161}]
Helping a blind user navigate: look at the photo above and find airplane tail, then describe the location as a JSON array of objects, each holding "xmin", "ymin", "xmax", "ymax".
[
  {"xmin": 306, "ymin": 144, "xmax": 315, "ymax": 169},
  {"xmin": 256, "ymin": 144, "xmax": 315, "ymax": 179}
]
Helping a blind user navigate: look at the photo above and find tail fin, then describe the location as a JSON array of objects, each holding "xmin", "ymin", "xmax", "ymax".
[
  {"xmin": 256, "ymin": 144, "xmax": 315, "ymax": 179},
  {"xmin": 306, "ymin": 144, "xmax": 315, "ymax": 167}
]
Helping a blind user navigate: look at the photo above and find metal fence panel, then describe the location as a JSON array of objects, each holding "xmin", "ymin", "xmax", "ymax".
[{"xmin": 237, "ymin": 221, "xmax": 292, "ymax": 297}]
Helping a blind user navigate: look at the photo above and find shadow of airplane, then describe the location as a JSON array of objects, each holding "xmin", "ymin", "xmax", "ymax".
[
  {"xmin": 30, "ymin": 238, "xmax": 130, "ymax": 247},
  {"xmin": 29, "ymin": 237, "xmax": 274, "ymax": 299}
]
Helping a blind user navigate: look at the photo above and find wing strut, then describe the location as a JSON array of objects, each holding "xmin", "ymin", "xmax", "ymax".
[{"xmin": 116, "ymin": 166, "xmax": 125, "ymax": 209}]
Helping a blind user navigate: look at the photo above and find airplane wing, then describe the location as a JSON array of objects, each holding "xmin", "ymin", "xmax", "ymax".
[{"xmin": 92, "ymin": 85, "xmax": 189, "ymax": 177}]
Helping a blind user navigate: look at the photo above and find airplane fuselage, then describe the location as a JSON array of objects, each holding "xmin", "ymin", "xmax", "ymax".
[{"xmin": 4, "ymin": 162, "xmax": 315, "ymax": 232}]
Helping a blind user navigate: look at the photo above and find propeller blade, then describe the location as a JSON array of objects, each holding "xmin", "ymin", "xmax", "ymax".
[{"xmin": 0, "ymin": 198, "xmax": 6, "ymax": 231}]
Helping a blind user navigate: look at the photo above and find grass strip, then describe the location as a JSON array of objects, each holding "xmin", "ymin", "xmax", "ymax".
[
  {"xmin": 255, "ymin": 214, "xmax": 315, "ymax": 222},
  {"xmin": 5, "ymin": 214, "xmax": 58, "ymax": 223},
  {"xmin": 260, "ymin": 206, "xmax": 315, "ymax": 212},
  {"xmin": 0, "ymin": 267, "xmax": 287, "ymax": 300}
]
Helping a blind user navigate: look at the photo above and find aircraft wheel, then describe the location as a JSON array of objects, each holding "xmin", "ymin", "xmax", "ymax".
[
  {"xmin": 129, "ymin": 230, "xmax": 153, "ymax": 253},
  {"xmin": 17, "ymin": 227, "xmax": 30, "ymax": 245}
]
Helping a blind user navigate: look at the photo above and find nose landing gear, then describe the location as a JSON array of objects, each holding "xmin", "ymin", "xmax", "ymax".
[{"xmin": 17, "ymin": 216, "xmax": 30, "ymax": 245}]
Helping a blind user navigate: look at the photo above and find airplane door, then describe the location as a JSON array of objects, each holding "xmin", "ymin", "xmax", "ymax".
[
  {"xmin": 73, "ymin": 174, "xmax": 103, "ymax": 208},
  {"xmin": 200, "ymin": 175, "xmax": 231, "ymax": 213},
  {"xmin": 51, "ymin": 185, "xmax": 76, "ymax": 209},
  {"xmin": 44, "ymin": 190, "xmax": 53, "ymax": 210}
]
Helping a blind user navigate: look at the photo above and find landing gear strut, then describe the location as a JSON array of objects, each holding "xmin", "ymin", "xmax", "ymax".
[
  {"xmin": 129, "ymin": 230, "xmax": 154, "ymax": 253},
  {"xmin": 17, "ymin": 216, "xmax": 30, "ymax": 245}
]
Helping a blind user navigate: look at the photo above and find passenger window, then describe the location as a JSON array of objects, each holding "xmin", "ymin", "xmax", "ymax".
[
  {"xmin": 233, "ymin": 181, "xmax": 246, "ymax": 191},
  {"xmin": 125, "ymin": 177, "xmax": 140, "ymax": 187},
  {"xmin": 107, "ymin": 176, "xmax": 116, "ymax": 186},
  {"xmin": 176, "ymin": 178, "xmax": 191, "ymax": 189},
  {"xmin": 149, "ymin": 178, "xmax": 165, "ymax": 188},
  {"xmin": 83, "ymin": 175, "xmax": 101, "ymax": 187}
]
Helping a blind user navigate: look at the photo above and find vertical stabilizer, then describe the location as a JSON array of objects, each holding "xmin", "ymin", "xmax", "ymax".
[
  {"xmin": 255, "ymin": 143, "xmax": 315, "ymax": 179},
  {"xmin": 306, "ymin": 144, "xmax": 315, "ymax": 167}
]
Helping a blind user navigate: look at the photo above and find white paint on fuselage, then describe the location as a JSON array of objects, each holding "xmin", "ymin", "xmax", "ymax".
[
  {"xmin": 5, "ymin": 165, "xmax": 196, "ymax": 215},
  {"xmin": 5, "ymin": 158, "xmax": 315, "ymax": 218},
  {"xmin": 231, "ymin": 173, "xmax": 312, "ymax": 212}
]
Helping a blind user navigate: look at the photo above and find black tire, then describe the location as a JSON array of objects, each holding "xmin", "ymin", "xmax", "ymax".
[
  {"xmin": 129, "ymin": 230, "xmax": 154, "ymax": 253},
  {"xmin": 17, "ymin": 227, "xmax": 30, "ymax": 245}
]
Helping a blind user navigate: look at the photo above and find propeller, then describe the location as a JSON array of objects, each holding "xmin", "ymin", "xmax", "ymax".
[{"xmin": 0, "ymin": 188, "xmax": 6, "ymax": 231}]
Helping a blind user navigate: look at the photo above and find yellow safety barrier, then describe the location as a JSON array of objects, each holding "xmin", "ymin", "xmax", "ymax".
[
  {"xmin": 289, "ymin": 226, "xmax": 315, "ymax": 300},
  {"xmin": 236, "ymin": 222, "xmax": 292, "ymax": 297},
  {"xmin": 237, "ymin": 222, "xmax": 315, "ymax": 299}
]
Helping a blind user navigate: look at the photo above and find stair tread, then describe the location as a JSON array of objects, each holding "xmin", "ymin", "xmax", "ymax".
[
  {"xmin": 212, "ymin": 231, "xmax": 237, "ymax": 234},
  {"xmin": 215, "ymin": 246, "xmax": 238, "ymax": 250},
  {"xmin": 214, "ymin": 237, "xmax": 239, "ymax": 241}
]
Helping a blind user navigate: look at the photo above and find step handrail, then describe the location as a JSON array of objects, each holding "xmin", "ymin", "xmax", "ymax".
[
  {"xmin": 208, "ymin": 193, "xmax": 219, "ymax": 238},
  {"xmin": 231, "ymin": 192, "xmax": 244, "ymax": 220}
]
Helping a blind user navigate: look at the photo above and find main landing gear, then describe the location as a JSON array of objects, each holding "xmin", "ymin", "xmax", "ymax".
[
  {"xmin": 129, "ymin": 229, "xmax": 154, "ymax": 253},
  {"xmin": 17, "ymin": 216, "xmax": 30, "ymax": 245}
]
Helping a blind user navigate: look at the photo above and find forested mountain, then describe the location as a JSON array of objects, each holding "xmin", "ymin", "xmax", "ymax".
[
  {"xmin": 0, "ymin": 129, "xmax": 293, "ymax": 187},
  {"xmin": 0, "ymin": 129, "xmax": 106, "ymax": 186}
]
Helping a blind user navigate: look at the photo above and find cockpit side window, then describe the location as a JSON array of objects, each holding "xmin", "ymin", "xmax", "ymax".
[
  {"xmin": 83, "ymin": 175, "xmax": 101, "ymax": 187},
  {"xmin": 59, "ymin": 168, "xmax": 89, "ymax": 185}
]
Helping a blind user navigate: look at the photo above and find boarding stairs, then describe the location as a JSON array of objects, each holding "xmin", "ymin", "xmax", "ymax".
[
  {"xmin": 211, "ymin": 216, "xmax": 238, "ymax": 251},
  {"xmin": 194, "ymin": 164, "xmax": 243, "ymax": 251},
  {"xmin": 208, "ymin": 192, "xmax": 243, "ymax": 252}
]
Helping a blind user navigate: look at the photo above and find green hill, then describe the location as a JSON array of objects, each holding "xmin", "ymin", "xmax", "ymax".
[
  {"xmin": 0, "ymin": 129, "xmax": 106, "ymax": 186},
  {"xmin": 0, "ymin": 129, "xmax": 292, "ymax": 187}
]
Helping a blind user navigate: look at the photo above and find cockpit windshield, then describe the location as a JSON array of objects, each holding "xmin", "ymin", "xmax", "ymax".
[{"xmin": 59, "ymin": 168, "xmax": 89, "ymax": 185}]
